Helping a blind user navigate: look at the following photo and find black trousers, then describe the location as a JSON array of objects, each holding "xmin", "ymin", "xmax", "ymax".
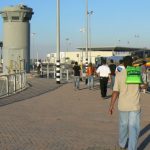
[{"xmin": 99, "ymin": 77, "xmax": 109, "ymax": 97}]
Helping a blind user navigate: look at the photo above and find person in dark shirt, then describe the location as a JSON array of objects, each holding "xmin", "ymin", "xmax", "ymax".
[
  {"xmin": 73, "ymin": 62, "xmax": 81, "ymax": 90},
  {"xmin": 109, "ymin": 59, "xmax": 116, "ymax": 90}
]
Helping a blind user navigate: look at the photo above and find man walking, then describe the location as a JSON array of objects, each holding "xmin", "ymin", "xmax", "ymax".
[
  {"xmin": 73, "ymin": 62, "xmax": 81, "ymax": 90},
  {"xmin": 86, "ymin": 63, "xmax": 95, "ymax": 89},
  {"xmin": 109, "ymin": 56, "xmax": 147, "ymax": 150},
  {"xmin": 96, "ymin": 59, "xmax": 111, "ymax": 98},
  {"xmin": 109, "ymin": 59, "xmax": 116, "ymax": 90}
]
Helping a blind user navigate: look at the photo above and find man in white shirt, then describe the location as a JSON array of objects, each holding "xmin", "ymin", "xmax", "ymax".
[{"xmin": 96, "ymin": 59, "xmax": 111, "ymax": 98}]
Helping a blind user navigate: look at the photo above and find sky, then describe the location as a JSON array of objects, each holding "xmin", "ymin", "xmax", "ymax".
[{"xmin": 0, "ymin": 0, "xmax": 150, "ymax": 59}]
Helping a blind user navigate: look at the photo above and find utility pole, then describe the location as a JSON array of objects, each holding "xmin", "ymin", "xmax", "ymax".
[
  {"xmin": 56, "ymin": 0, "xmax": 61, "ymax": 84},
  {"xmin": 88, "ymin": 11, "xmax": 93, "ymax": 63},
  {"xmin": 80, "ymin": 28, "xmax": 85, "ymax": 61},
  {"xmin": 85, "ymin": 0, "xmax": 89, "ymax": 68}
]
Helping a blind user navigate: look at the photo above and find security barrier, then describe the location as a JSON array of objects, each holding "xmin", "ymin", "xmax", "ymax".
[
  {"xmin": 0, "ymin": 72, "xmax": 26, "ymax": 98},
  {"xmin": 39, "ymin": 64, "xmax": 74, "ymax": 81}
]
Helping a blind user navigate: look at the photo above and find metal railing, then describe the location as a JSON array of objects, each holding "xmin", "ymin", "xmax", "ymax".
[
  {"xmin": 39, "ymin": 64, "xmax": 74, "ymax": 81},
  {"xmin": 0, "ymin": 72, "xmax": 27, "ymax": 98}
]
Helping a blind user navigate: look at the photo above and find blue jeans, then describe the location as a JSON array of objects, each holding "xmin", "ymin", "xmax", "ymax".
[
  {"xmin": 119, "ymin": 111, "xmax": 141, "ymax": 150},
  {"xmin": 74, "ymin": 76, "xmax": 80, "ymax": 89},
  {"xmin": 88, "ymin": 76, "xmax": 94, "ymax": 89},
  {"xmin": 110, "ymin": 75, "xmax": 115, "ymax": 90}
]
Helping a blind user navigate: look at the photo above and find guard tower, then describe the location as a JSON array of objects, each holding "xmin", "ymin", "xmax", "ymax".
[{"xmin": 0, "ymin": 5, "xmax": 34, "ymax": 74}]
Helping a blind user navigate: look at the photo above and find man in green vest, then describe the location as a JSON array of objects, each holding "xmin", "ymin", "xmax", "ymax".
[{"xmin": 109, "ymin": 56, "xmax": 147, "ymax": 150}]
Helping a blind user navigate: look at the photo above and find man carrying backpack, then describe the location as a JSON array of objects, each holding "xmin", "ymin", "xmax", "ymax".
[{"xmin": 109, "ymin": 56, "xmax": 147, "ymax": 150}]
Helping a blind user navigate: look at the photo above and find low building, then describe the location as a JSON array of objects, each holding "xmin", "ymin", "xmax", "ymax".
[{"xmin": 47, "ymin": 46, "xmax": 150, "ymax": 64}]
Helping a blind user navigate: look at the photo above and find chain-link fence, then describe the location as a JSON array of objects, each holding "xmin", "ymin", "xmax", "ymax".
[{"xmin": 0, "ymin": 72, "xmax": 27, "ymax": 98}]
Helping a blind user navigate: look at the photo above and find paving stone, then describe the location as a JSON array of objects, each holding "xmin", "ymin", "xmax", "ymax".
[{"xmin": 0, "ymin": 78, "xmax": 149, "ymax": 150}]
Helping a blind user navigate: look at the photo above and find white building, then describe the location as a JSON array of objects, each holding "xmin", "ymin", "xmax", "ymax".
[{"xmin": 46, "ymin": 46, "xmax": 150, "ymax": 64}]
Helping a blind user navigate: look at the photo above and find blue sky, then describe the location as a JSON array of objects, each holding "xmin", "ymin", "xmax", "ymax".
[{"xmin": 0, "ymin": 0, "xmax": 150, "ymax": 59}]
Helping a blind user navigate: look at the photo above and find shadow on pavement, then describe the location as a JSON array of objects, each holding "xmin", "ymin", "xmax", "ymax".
[
  {"xmin": 0, "ymin": 78, "xmax": 63, "ymax": 107},
  {"xmin": 138, "ymin": 123, "xmax": 150, "ymax": 150}
]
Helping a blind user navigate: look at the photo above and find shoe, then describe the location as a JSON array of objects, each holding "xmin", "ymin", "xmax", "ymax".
[
  {"xmin": 101, "ymin": 96, "xmax": 105, "ymax": 100},
  {"xmin": 119, "ymin": 146, "xmax": 126, "ymax": 150},
  {"xmin": 101, "ymin": 96, "xmax": 107, "ymax": 98},
  {"xmin": 104, "ymin": 96, "xmax": 109, "ymax": 99}
]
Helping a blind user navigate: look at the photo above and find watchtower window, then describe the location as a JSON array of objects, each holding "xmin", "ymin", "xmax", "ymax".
[
  {"xmin": 3, "ymin": 17, "xmax": 8, "ymax": 21},
  {"xmin": 23, "ymin": 17, "xmax": 28, "ymax": 22},
  {"xmin": 12, "ymin": 16, "xmax": 19, "ymax": 20}
]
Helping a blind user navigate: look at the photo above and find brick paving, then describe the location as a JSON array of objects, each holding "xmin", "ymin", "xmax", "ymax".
[
  {"xmin": 0, "ymin": 78, "xmax": 149, "ymax": 150},
  {"xmin": 0, "ymin": 78, "xmax": 61, "ymax": 107}
]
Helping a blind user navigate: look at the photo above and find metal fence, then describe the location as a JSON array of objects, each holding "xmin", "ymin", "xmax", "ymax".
[
  {"xmin": 40, "ymin": 64, "xmax": 74, "ymax": 81},
  {"xmin": 0, "ymin": 72, "xmax": 27, "ymax": 98}
]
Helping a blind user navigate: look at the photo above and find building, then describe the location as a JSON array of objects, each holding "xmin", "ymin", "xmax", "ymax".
[
  {"xmin": 46, "ymin": 46, "xmax": 150, "ymax": 64},
  {"xmin": 0, "ymin": 4, "xmax": 34, "ymax": 74}
]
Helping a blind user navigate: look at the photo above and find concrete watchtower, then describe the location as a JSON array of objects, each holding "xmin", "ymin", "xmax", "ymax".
[{"xmin": 0, "ymin": 4, "xmax": 34, "ymax": 74}]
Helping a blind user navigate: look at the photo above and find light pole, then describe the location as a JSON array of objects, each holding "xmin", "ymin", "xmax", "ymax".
[
  {"xmin": 31, "ymin": 32, "xmax": 36, "ymax": 61},
  {"xmin": 85, "ymin": 0, "xmax": 89, "ymax": 68},
  {"xmin": 80, "ymin": 28, "xmax": 85, "ymax": 61},
  {"xmin": 56, "ymin": 0, "xmax": 61, "ymax": 84},
  {"xmin": 118, "ymin": 40, "xmax": 121, "ymax": 47},
  {"xmin": 88, "ymin": 10, "xmax": 93, "ymax": 63},
  {"xmin": 134, "ymin": 34, "xmax": 140, "ymax": 47},
  {"xmin": 65, "ymin": 38, "xmax": 69, "ymax": 58}
]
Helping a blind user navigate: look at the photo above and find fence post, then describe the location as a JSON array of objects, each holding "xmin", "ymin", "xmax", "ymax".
[
  {"xmin": 60, "ymin": 68, "xmax": 62, "ymax": 80},
  {"xmin": 6, "ymin": 76, "xmax": 9, "ymax": 96},
  {"xmin": 66, "ymin": 69, "xmax": 69, "ymax": 81},
  {"xmin": 40, "ymin": 64, "xmax": 43, "ymax": 77},
  {"xmin": 54, "ymin": 67, "xmax": 56, "ymax": 79},
  {"xmin": 47, "ymin": 64, "xmax": 49, "ymax": 79},
  {"xmin": 20, "ymin": 73, "xmax": 22, "ymax": 89},
  {"xmin": 14, "ymin": 74, "xmax": 16, "ymax": 93}
]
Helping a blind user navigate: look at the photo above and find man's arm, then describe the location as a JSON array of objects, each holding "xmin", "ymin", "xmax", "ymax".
[
  {"xmin": 96, "ymin": 67, "xmax": 100, "ymax": 77},
  {"xmin": 140, "ymin": 83, "xmax": 148, "ymax": 89},
  {"xmin": 108, "ymin": 74, "xmax": 111, "ymax": 82},
  {"xmin": 109, "ymin": 91, "xmax": 119, "ymax": 115}
]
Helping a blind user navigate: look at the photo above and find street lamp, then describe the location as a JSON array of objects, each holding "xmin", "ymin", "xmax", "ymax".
[
  {"xmin": 65, "ymin": 38, "xmax": 69, "ymax": 58},
  {"xmin": 118, "ymin": 40, "xmax": 121, "ymax": 46},
  {"xmin": 134, "ymin": 34, "xmax": 140, "ymax": 47},
  {"xmin": 31, "ymin": 32, "xmax": 36, "ymax": 61},
  {"xmin": 80, "ymin": 28, "xmax": 85, "ymax": 61},
  {"xmin": 88, "ymin": 10, "xmax": 93, "ymax": 63},
  {"xmin": 85, "ymin": 0, "xmax": 89, "ymax": 68}
]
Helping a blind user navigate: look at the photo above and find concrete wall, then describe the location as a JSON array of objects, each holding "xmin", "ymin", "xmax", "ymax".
[{"xmin": 3, "ymin": 22, "xmax": 30, "ymax": 74}]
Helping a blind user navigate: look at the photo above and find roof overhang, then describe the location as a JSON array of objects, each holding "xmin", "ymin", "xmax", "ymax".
[{"xmin": 77, "ymin": 46, "xmax": 150, "ymax": 52}]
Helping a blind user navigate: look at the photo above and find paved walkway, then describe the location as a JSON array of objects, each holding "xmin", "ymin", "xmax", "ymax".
[
  {"xmin": 0, "ymin": 77, "xmax": 149, "ymax": 150},
  {"xmin": 0, "ymin": 78, "xmax": 62, "ymax": 107}
]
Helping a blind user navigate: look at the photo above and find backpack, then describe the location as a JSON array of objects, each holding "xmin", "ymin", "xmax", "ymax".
[{"xmin": 126, "ymin": 66, "xmax": 142, "ymax": 84}]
